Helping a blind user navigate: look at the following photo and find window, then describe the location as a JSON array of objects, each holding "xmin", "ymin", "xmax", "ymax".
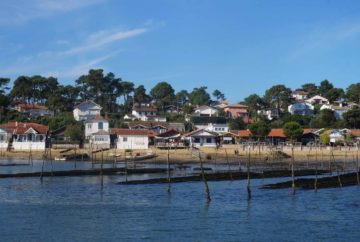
[
  {"xmin": 87, "ymin": 124, "xmax": 92, "ymax": 129},
  {"xmin": 206, "ymin": 138, "xmax": 212, "ymax": 143},
  {"xmin": 98, "ymin": 122, "xmax": 103, "ymax": 129},
  {"xmin": 194, "ymin": 138, "xmax": 200, "ymax": 143},
  {"xmin": 123, "ymin": 137, "xmax": 128, "ymax": 142}
]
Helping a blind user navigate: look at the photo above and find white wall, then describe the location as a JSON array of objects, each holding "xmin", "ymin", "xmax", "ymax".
[
  {"xmin": 195, "ymin": 107, "xmax": 217, "ymax": 116},
  {"xmin": 13, "ymin": 142, "xmax": 45, "ymax": 150},
  {"xmin": 0, "ymin": 142, "xmax": 8, "ymax": 149},
  {"xmin": 116, "ymin": 135, "xmax": 149, "ymax": 150},
  {"xmin": 190, "ymin": 137, "xmax": 217, "ymax": 147},
  {"xmin": 73, "ymin": 108, "xmax": 101, "ymax": 121},
  {"xmin": 85, "ymin": 121, "xmax": 109, "ymax": 137}
]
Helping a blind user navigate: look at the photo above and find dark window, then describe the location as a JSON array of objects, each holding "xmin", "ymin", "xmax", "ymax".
[
  {"xmin": 98, "ymin": 122, "xmax": 103, "ymax": 129},
  {"xmin": 194, "ymin": 138, "xmax": 200, "ymax": 143},
  {"xmin": 206, "ymin": 138, "xmax": 212, "ymax": 143}
]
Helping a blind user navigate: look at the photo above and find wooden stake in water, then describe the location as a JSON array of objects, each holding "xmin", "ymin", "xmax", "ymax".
[
  {"xmin": 314, "ymin": 165, "xmax": 318, "ymax": 192},
  {"xmin": 100, "ymin": 148, "xmax": 104, "ymax": 188},
  {"xmin": 331, "ymin": 151, "xmax": 342, "ymax": 188},
  {"xmin": 124, "ymin": 149, "xmax": 128, "ymax": 182},
  {"xmin": 199, "ymin": 153, "xmax": 211, "ymax": 203},
  {"xmin": 74, "ymin": 144, "xmax": 77, "ymax": 169},
  {"xmin": 247, "ymin": 147, "xmax": 251, "ymax": 200},
  {"xmin": 291, "ymin": 146, "xmax": 296, "ymax": 195},
  {"xmin": 167, "ymin": 147, "xmax": 171, "ymax": 193},
  {"xmin": 225, "ymin": 149, "xmax": 233, "ymax": 180},
  {"xmin": 356, "ymin": 151, "xmax": 360, "ymax": 186}
]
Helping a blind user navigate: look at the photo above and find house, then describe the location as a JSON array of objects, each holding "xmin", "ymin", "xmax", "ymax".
[
  {"xmin": 219, "ymin": 132, "xmax": 237, "ymax": 144},
  {"xmin": 210, "ymin": 100, "xmax": 229, "ymax": 109},
  {"xmin": 154, "ymin": 129, "xmax": 184, "ymax": 148},
  {"xmin": 126, "ymin": 121, "xmax": 185, "ymax": 134},
  {"xmin": 288, "ymin": 102, "xmax": 314, "ymax": 116},
  {"xmin": 267, "ymin": 129, "xmax": 286, "ymax": 144},
  {"xmin": 111, "ymin": 128, "xmax": 149, "ymax": 150},
  {"xmin": 292, "ymin": 90, "xmax": 308, "ymax": 101},
  {"xmin": 85, "ymin": 116, "xmax": 110, "ymax": 148},
  {"xmin": 257, "ymin": 108, "xmax": 280, "ymax": 120},
  {"xmin": 124, "ymin": 103, "xmax": 166, "ymax": 122},
  {"xmin": 300, "ymin": 129, "xmax": 320, "ymax": 145},
  {"xmin": 0, "ymin": 127, "xmax": 10, "ymax": 149},
  {"xmin": 184, "ymin": 129, "xmax": 219, "ymax": 147},
  {"xmin": 15, "ymin": 103, "xmax": 53, "ymax": 118},
  {"xmin": 320, "ymin": 102, "xmax": 358, "ymax": 119},
  {"xmin": 325, "ymin": 130, "xmax": 345, "ymax": 144},
  {"xmin": 194, "ymin": 105, "xmax": 218, "ymax": 117},
  {"xmin": 164, "ymin": 105, "xmax": 182, "ymax": 113},
  {"xmin": 305, "ymin": 95, "xmax": 329, "ymax": 105},
  {"xmin": 190, "ymin": 116, "xmax": 228, "ymax": 134},
  {"xmin": 224, "ymin": 104, "xmax": 249, "ymax": 119},
  {"xmin": 0, "ymin": 122, "xmax": 49, "ymax": 150},
  {"xmin": 350, "ymin": 129, "xmax": 360, "ymax": 142},
  {"xmin": 232, "ymin": 129, "xmax": 252, "ymax": 143},
  {"xmin": 73, "ymin": 100, "xmax": 102, "ymax": 121}
]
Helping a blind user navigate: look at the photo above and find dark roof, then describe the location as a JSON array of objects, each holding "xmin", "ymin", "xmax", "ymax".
[{"xmin": 110, "ymin": 128, "xmax": 150, "ymax": 136}]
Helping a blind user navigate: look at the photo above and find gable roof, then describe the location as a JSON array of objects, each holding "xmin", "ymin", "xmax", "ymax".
[
  {"xmin": 0, "ymin": 122, "xmax": 48, "ymax": 134},
  {"xmin": 74, "ymin": 100, "xmax": 102, "ymax": 110},
  {"xmin": 127, "ymin": 121, "xmax": 168, "ymax": 129},
  {"xmin": 16, "ymin": 103, "xmax": 48, "ymax": 110},
  {"xmin": 184, "ymin": 129, "xmax": 218, "ymax": 137},
  {"xmin": 268, "ymin": 129, "xmax": 285, "ymax": 138}
]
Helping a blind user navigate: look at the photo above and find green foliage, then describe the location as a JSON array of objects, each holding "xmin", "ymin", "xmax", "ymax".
[
  {"xmin": 320, "ymin": 134, "xmax": 330, "ymax": 145},
  {"xmin": 263, "ymin": 85, "xmax": 292, "ymax": 116},
  {"xmin": 343, "ymin": 108, "xmax": 360, "ymax": 128},
  {"xmin": 182, "ymin": 104, "xmax": 194, "ymax": 114},
  {"xmin": 175, "ymin": 90, "xmax": 189, "ymax": 108},
  {"xmin": 228, "ymin": 117, "xmax": 246, "ymax": 130},
  {"xmin": 243, "ymin": 93, "xmax": 263, "ymax": 117},
  {"xmin": 189, "ymin": 86, "xmax": 210, "ymax": 106},
  {"xmin": 46, "ymin": 112, "xmax": 77, "ymax": 130},
  {"xmin": 280, "ymin": 113, "xmax": 311, "ymax": 127},
  {"xmin": 346, "ymin": 83, "xmax": 360, "ymax": 103},
  {"xmin": 301, "ymin": 83, "xmax": 318, "ymax": 97},
  {"xmin": 166, "ymin": 113, "xmax": 185, "ymax": 122},
  {"xmin": 310, "ymin": 109, "xmax": 337, "ymax": 128},
  {"xmin": 64, "ymin": 124, "xmax": 83, "ymax": 141},
  {"xmin": 318, "ymin": 80, "xmax": 344, "ymax": 102},
  {"xmin": 190, "ymin": 116, "xmax": 226, "ymax": 125},
  {"xmin": 248, "ymin": 120, "xmax": 270, "ymax": 138},
  {"xmin": 283, "ymin": 121, "xmax": 303, "ymax": 142},
  {"xmin": 134, "ymin": 85, "xmax": 151, "ymax": 104},
  {"xmin": 150, "ymin": 82, "xmax": 175, "ymax": 111},
  {"xmin": 212, "ymin": 89, "xmax": 225, "ymax": 100}
]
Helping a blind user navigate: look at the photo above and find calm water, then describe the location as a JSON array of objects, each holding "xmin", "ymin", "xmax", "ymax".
[{"xmin": 0, "ymin": 160, "xmax": 359, "ymax": 242}]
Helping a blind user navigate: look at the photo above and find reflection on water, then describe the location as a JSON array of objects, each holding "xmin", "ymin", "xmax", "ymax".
[{"xmin": 0, "ymin": 160, "xmax": 359, "ymax": 241}]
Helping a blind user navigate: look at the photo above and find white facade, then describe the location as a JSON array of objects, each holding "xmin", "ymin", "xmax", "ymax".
[
  {"xmin": 186, "ymin": 129, "xmax": 218, "ymax": 147},
  {"xmin": 12, "ymin": 128, "xmax": 46, "ymax": 150},
  {"xmin": 194, "ymin": 106, "xmax": 218, "ymax": 117},
  {"xmin": 195, "ymin": 123, "xmax": 229, "ymax": 134},
  {"xmin": 288, "ymin": 102, "xmax": 314, "ymax": 116},
  {"xmin": 116, "ymin": 135, "xmax": 149, "ymax": 150},
  {"xmin": 0, "ymin": 128, "xmax": 9, "ymax": 149},
  {"xmin": 73, "ymin": 100, "xmax": 102, "ymax": 121},
  {"xmin": 12, "ymin": 142, "xmax": 45, "ymax": 150},
  {"xmin": 306, "ymin": 95, "xmax": 329, "ymax": 105},
  {"xmin": 85, "ymin": 119, "xmax": 109, "ymax": 138},
  {"xmin": 320, "ymin": 104, "xmax": 350, "ymax": 120},
  {"xmin": 89, "ymin": 131, "xmax": 110, "ymax": 149}
]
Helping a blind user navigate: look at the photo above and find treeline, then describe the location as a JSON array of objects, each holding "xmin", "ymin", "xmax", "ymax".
[{"xmin": 1, "ymin": 69, "xmax": 360, "ymax": 130}]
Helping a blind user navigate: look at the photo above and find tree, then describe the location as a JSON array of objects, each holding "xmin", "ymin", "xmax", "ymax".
[
  {"xmin": 189, "ymin": 86, "xmax": 210, "ymax": 106},
  {"xmin": 318, "ymin": 79, "xmax": 333, "ymax": 97},
  {"xmin": 175, "ymin": 90, "xmax": 189, "ymax": 108},
  {"xmin": 320, "ymin": 133, "xmax": 330, "ymax": 145},
  {"xmin": 134, "ymin": 85, "xmax": 151, "ymax": 104},
  {"xmin": 212, "ymin": 89, "xmax": 225, "ymax": 100},
  {"xmin": 343, "ymin": 108, "xmax": 360, "ymax": 128},
  {"xmin": 64, "ymin": 124, "xmax": 83, "ymax": 142},
  {"xmin": 263, "ymin": 85, "xmax": 292, "ymax": 116},
  {"xmin": 326, "ymin": 88, "xmax": 344, "ymax": 102},
  {"xmin": 243, "ymin": 94, "xmax": 263, "ymax": 117},
  {"xmin": 310, "ymin": 109, "xmax": 338, "ymax": 128},
  {"xmin": 0, "ymin": 78, "xmax": 10, "ymax": 120},
  {"xmin": 301, "ymin": 83, "xmax": 318, "ymax": 97},
  {"xmin": 248, "ymin": 121, "xmax": 270, "ymax": 140},
  {"xmin": 228, "ymin": 117, "xmax": 246, "ymax": 130},
  {"xmin": 283, "ymin": 121, "xmax": 303, "ymax": 143},
  {"xmin": 150, "ymin": 82, "xmax": 175, "ymax": 111},
  {"xmin": 346, "ymin": 83, "xmax": 360, "ymax": 103},
  {"xmin": 10, "ymin": 76, "xmax": 33, "ymax": 103}
]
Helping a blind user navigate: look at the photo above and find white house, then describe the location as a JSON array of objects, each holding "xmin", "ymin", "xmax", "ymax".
[
  {"xmin": 111, "ymin": 128, "xmax": 149, "ymax": 150},
  {"xmin": 292, "ymin": 90, "xmax": 308, "ymax": 101},
  {"xmin": 288, "ymin": 102, "xmax": 314, "ymax": 116},
  {"xmin": 306, "ymin": 95, "xmax": 329, "ymax": 105},
  {"xmin": 0, "ymin": 122, "xmax": 48, "ymax": 150},
  {"xmin": 194, "ymin": 106, "xmax": 218, "ymax": 117},
  {"xmin": 327, "ymin": 130, "xmax": 345, "ymax": 144},
  {"xmin": 185, "ymin": 129, "xmax": 219, "ymax": 147},
  {"xmin": 321, "ymin": 102, "xmax": 358, "ymax": 120},
  {"xmin": 85, "ymin": 116, "xmax": 110, "ymax": 148},
  {"xmin": 257, "ymin": 108, "xmax": 280, "ymax": 120},
  {"xmin": 124, "ymin": 103, "xmax": 166, "ymax": 122},
  {"xmin": 195, "ymin": 123, "xmax": 229, "ymax": 134},
  {"xmin": 0, "ymin": 128, "xmax": 9, "ymax": 149},
  {"xmin": 73, "ymin": 100, "xmax": 102, "ymax": 121},
  {"xmin": 15, "ymin": 103, "xmax": 53, "ymax": 118}
]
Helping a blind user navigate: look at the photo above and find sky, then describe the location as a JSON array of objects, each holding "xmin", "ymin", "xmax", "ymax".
[{"xmin": 1, "ymin": 0, "xmax": 360, "ymax": 103}]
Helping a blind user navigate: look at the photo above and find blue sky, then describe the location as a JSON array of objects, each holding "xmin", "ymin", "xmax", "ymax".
[{"xmin": 1, "ymin": 0, "xmax": 360, "ymax": 103}]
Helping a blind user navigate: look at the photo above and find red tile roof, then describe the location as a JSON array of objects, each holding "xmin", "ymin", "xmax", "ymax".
[
  {"xmin": 0, "ymin": 122, "xmax": 48, "ymax": 134},
  {"xmin": 17, "ymin": 103, "xmax": 48, "ymax": 110},
  {"xmin": 238, "ymin": 129, "xmax": 252, "ymax": 137},
  {"xmin": 268, "ymin": 129, "xmax": 285, "ymax": 138},
  {"xmin": 110, "ymin": 128, "xmax": 150, "ymax": 136},
  {"xmin": 350, "ymin": 129, "xmax": 360, "ymax": 137}
]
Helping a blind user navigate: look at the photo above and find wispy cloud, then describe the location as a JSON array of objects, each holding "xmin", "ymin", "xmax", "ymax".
[
  {"xmin": 0, "ymin": 0, "xmax": 104, "ymax": 25},
  {"xmin": 289, "ymin": 20, "xmax": 360, "ymax": 60}
]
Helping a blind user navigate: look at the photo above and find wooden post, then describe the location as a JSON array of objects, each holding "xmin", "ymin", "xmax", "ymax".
[
  {"xmin": 247, "ymin": 147, "xmax": 251, "ymax": 200},
  {"xmin": 199, "ymin": 153, "xmax": 211, "ymax": 203},
  {"xmin": 314, "ymin": 165, "xmax": 318, "ymax": 192},
  {"xmin": 100, "ymin": 148, "xmax": 104, "ymax": 188},
  {"xmin": 291, "ymin": 146, "xmax": 296, "ymax": 195},
  {"xmin": 74, "ymin": 143, "xmax": 77, "ymax": 169},
  {"xmin": 357, "ymin": 150, "xmax": 359, "ymax": 186},
  {"xmin": 331, "ymin": 150, "xmax": 342, "ymax": 187},
  {"xmin": 40, "ymin": 153, "xmax": 45, "ymax": 181},
  {"xmin": 113, "ymin": 147, "xmax": 117, "ymax": 168},
  {"xmin": 167, "ymin": 147, "xmax": 171, "ymax": 193},
  {"xmin": 124, "ymin": 149, "xmax": 128, "ymax": 182},
  {"xmin": 225, "ymin": 149, "xmax": 233, "ymax": 180}
]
